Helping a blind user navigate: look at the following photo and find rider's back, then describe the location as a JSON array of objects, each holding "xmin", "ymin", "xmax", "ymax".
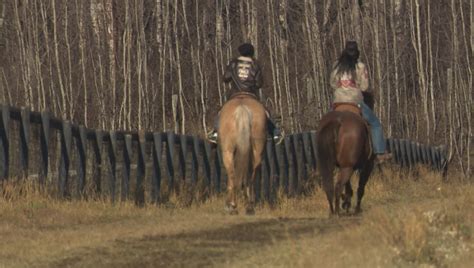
[{"xmin": 224, "ymin": 56, "xmax": 263, "ymax": 98}]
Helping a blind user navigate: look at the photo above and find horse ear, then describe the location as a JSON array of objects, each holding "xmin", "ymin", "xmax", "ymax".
[{"xmin": 362, "ymin": 91, "xmax": 375, "ymax": 110}]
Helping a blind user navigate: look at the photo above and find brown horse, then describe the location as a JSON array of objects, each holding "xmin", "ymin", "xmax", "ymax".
[
  {"xmin": 316, "ymin": 93, "xmax": 375, "ymax": 215},
  {"xmin": 218, "ymin": 93, "xmax": 267, "ymax": 215}
]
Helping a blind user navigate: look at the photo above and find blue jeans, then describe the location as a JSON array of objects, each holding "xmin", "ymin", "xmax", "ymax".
[{"xmin": 360, "ymin": 102, "xmax": 386, "ymax": 154}]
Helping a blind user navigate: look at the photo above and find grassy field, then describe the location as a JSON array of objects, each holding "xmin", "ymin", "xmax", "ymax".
[{"xmin": 0, "ymin": 166, "xmax": 472, "ymax": 267}]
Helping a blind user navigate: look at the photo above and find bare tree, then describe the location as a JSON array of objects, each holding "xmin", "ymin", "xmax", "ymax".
[{"xmin": 0, "ymin": 0, "xmax": 471, "ymax": 175}]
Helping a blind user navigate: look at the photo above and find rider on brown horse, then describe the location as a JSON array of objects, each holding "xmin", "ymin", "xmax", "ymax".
[
  {"xmin": 330, "ymin": 41, "xmax": 392, "ymax": 163},
  {"xmin": 207, "ymin": 43, "xmax": 282, "ymax": 144}
]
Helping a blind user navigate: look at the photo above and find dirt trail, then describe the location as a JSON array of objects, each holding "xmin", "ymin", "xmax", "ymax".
[
  {"xmin": 44, "ymin": 216, "xmax": 359, "ymax": 267},
  {"xmin": 2, "ymin": 172, "xmax": 472, "ymax": 268}
]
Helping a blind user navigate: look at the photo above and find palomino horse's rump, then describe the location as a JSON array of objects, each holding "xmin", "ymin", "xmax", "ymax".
[{"xmin": 218, "ymin": 95, "xmax": 266, "ymax": 215}]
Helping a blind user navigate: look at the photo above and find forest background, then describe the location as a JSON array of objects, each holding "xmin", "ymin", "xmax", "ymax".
[{"xmin": 0, "ymin": 0, "xmax": 471, "ymax": 176}]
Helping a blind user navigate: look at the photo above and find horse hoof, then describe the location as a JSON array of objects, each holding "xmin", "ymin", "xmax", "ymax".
[
  {"xmin": 342, "ymin": 201, "xmax": 351, "ymax": 211},
  {"xmin": 355, "ymin": 207, "xmax": 363, "ymax": 214},
  {"xmin": 229, "ymin": 209, "xmax": 239, "ymax": 215},
  {"xmin": 225, "ymin": 207, "xmax": 239, "ymax": 215},
  {"xmin": 224, "ymin": 203, "xmax": 238, "ymax": 215},
  {"xmin": 245, "ymin": 207, "xmax": 255, "ymax": 215}
]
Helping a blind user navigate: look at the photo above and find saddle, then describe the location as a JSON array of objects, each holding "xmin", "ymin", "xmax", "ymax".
[
  {"xmin": 229, "ymin": 91, "xmax": 258, "ymax": 100},
  {"xmin": 333, "ymin": 102, "xmax": 362, "ymax": 116},
  {"xmin": 228, "ymin": 91, "xmax": 270, "ymax": 117}
]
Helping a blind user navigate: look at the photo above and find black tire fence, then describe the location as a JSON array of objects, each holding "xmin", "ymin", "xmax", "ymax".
[{"xmin": 0, "ymin": 104, "xmax": 448, "ymax": 204}]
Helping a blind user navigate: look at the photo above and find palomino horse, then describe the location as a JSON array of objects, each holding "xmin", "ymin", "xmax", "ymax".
[
  {"xmin": 218, "ymin": 92, "xmax": 267, "ymax": 215},
  {"xmin": 316, "ymin": 92, "xmax": 376, "ymax": 215}
]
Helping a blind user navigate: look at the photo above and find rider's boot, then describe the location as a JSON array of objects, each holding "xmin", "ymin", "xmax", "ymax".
[
  {"xmin": 267, "ymin": 118, "xmax": 284, "ymax": 145},
  {"xmin": 272, "ymin": 128, "xmax": 284, "ymax": 145},
  {"xmin": 207, "ymin": 129, "xmax": 218, "ymax": 144},
  {"xmin": 375, "ymin": 152, "xmax": 392, "ymax": 164}
]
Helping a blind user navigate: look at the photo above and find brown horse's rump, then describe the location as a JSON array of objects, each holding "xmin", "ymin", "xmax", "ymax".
[{"xmin": 316, "ymin": 109, "xmax": 374, "ymax": 215}]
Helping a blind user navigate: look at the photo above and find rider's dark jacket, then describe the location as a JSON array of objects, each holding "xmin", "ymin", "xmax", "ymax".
[{"xmin": 223, "ymin": 56, "xmax": 263, "ymax": 98}]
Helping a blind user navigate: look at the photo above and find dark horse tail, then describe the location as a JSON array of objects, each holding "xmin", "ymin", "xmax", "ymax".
[{"xmin": 316, "ymin": 117, "xmax": 341, "ymax": 177}]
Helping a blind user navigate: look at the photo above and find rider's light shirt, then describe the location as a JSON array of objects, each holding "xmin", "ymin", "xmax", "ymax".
[{"xmin": 330, "ymin": 62, "xmax": 369, "ymax": 104}]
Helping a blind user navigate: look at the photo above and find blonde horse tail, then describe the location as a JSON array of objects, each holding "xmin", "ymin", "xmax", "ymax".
[{"xmin": 233, "ymin": 105, "xmax": 252, "ymax": 188}]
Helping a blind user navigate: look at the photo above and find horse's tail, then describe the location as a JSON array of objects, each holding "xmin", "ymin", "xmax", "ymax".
[
  {"xmin": 233, "ymin": 105, "xmax": 252, "ymax": 187},
  {"xmin": 317, "ymin": 119, "xmax": 340, "ymax": 181}
]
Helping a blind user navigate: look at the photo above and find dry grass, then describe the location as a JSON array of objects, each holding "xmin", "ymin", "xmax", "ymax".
[{"xmin": 0, "ymin": 166, "xmax": 473, "ymax": 267}]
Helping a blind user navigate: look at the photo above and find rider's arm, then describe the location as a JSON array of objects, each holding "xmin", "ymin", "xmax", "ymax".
[
  {"xmin": 255, "ymin": 63, "xmax": 263, "ymax": 89},
  {"xmin": 329, "ymin": 68, "xmax": 339, "ymax": 89},
  {"xmin": 356, "ymin": 62, "xmax": 369, "ymax": 91},
  {"xmin": 223, "ymin": 61, "xmax": 234, "ymax": 83}
]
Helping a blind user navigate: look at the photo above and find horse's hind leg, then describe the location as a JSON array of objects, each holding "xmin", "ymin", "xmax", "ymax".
[
  {"xmin": 245, "ymin": 165, "xmax": 258, "ymax": 215},
  {"xmin": 356, "ymin": 160, "xmax": 374, "ymax": 214},
  {"xmin": 335, "ymin": 167, "xmax": 354, "ymax": 215},
  {"xmin": 222, "ymin": 150, "xmax": 238, "ymax": 215},
  {"xmin": 245, "ymin": 143, "xmax": 264, "ymax": 215}
]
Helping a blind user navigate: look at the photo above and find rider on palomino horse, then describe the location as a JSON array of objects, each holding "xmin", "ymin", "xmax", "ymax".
[
  {"xmin": 207, "ymin": 43, "xmax": 282, "ymax": 144},
  {"xmin": 330, "ymin": 41, "xmax": 392, "ymax": 163}
]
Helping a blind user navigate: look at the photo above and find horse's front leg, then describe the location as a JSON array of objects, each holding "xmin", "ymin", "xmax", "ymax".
[
  {"xmin": 342, "ymin": 181, "xmax": 353, "ymax": 213},
  {"xmin": 335, "ymin": 167, "xmax": 354, "ymax": 215}
]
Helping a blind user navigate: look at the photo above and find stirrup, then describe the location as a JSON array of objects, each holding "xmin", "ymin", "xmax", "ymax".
[
  {"xmin": 272, "ymin": 132, "xmax": 284, "ymax": 145},
  {"xmin": 207, "ymin": 130, "xmax": 218, "ymax": 144}
]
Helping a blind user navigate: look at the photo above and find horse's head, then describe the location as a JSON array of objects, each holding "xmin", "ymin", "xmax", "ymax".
[{"xmin": 363, "ymin": 91, "xmax": 375, "ymax": 110}]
